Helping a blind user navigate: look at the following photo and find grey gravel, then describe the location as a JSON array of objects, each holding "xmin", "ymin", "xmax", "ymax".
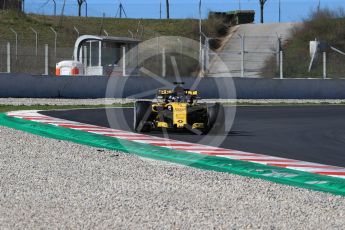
[
  {"xmin": 2, "ymin": 98, "xmax": 345, "ymax": 106},
  {"xmin": 0, "ymin": 126, "xmax": 345, "ymax": 229}
]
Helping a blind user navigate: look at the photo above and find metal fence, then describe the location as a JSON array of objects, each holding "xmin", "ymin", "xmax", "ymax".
[
  {"xmin": 205, "ymin": 35, "xmax": 284, "ymax": 78},
  {"xmin": 0, "ymin": 42, "xmax": 72, "ymax": 75},
  {"xmin": 0, "ymin": 35, "xmax": 200, "ymax": 77},
  {"xmin": 1, "ymin": 32, "xmax": 345, "ymax": 79}
]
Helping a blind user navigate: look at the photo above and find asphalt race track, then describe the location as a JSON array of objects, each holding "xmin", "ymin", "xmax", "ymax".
[{"xmin": 41, "ymin": 106, "xmax": 345, "ymax": 167}]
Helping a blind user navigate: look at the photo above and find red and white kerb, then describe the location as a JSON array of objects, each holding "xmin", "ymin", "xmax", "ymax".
[{"xmin": 7, "ymin": 110, "xmax": 345, "ymax": 179}]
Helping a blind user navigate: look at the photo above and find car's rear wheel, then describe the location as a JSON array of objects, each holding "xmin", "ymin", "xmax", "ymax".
[
  {"xmin": 204, "ymin": 103, "xmax": 225, "ymax": 134},
  {"xmin": 134, "ymin": 101, "xmax": 153, "ymax": 132}
]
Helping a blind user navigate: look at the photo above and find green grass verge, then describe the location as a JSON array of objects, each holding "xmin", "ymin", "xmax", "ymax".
[{"xmin": 0, "ymin": 10, "xmax": 201, "ymax": 47}]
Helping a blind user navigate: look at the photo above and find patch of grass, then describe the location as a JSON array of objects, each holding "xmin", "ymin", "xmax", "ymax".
[
  {"xmin": 0, "ymin": 103, "xmax": 133, "ymax": 113},
  {"xmin": 0, "ymin": 11, "xmax": 224, "ymax": 48},
  {"xmin": 262, "ymin": 8, "xmax": 345, "ymax": 78}
]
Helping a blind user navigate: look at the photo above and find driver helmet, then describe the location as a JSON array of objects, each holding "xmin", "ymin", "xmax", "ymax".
[{"xmin": 168, "ymin": 95, "xmax": 176, "ymax": 102}]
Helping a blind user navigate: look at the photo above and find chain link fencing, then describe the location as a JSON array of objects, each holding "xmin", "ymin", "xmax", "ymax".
[
  {"xmin": 206, "ymin": 35, "xmax": 283, "ymax": 78},
  {"xmin": 1, "ymin": 31, "xmax": 344, "ymax": 79},
  {"xmin": 0, "ymin": 35, "xmax": 200, "ymax": 77}
]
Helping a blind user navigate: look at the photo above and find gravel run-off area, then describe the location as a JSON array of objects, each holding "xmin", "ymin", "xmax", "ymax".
[{"xmin": 0, "ymin": 126, "xmax": 345, "ymax": 229}]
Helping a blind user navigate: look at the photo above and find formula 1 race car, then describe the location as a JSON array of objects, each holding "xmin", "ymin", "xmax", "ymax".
[{"xmin": 134, "ymin": 83, "xmax": 225, "ymax": 134}]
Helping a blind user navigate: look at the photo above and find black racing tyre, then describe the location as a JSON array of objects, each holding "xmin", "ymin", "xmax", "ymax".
[
  {"xmin": 204, "ymin": 103, "xmax": 225, "ymax": 135},
  {"xmin": 134, "ymin": 101, "xmax": 153, "ymax": 132}
]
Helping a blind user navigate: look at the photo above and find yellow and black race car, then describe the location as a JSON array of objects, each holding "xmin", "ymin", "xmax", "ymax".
[{"xmin": 134, "ymin": 83, "xmax": 225, "ymax": 134}]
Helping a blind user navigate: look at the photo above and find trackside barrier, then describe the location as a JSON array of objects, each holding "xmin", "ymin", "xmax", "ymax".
[{"xmin": 2, "ymin": 74, "xmax": 345, "ymax": 99}]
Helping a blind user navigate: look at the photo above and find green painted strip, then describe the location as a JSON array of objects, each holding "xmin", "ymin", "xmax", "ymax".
[{"xmin": 1, "ymin": 113, "xmax": 345, "ymax": 196}]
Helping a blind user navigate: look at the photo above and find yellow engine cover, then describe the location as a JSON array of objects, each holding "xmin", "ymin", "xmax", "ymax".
[{"xmin": 172, "ymin": 103, "xmax": 187, "ymax": 128}]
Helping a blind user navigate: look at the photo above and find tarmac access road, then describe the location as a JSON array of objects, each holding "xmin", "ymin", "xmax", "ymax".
[
  {"xmin": 42, "ymin": 105, "xmax": 345, "ymax": 168},
  {"xmin": 208, "ymin": 22, "xmax": 297, "ymax": 77}
]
